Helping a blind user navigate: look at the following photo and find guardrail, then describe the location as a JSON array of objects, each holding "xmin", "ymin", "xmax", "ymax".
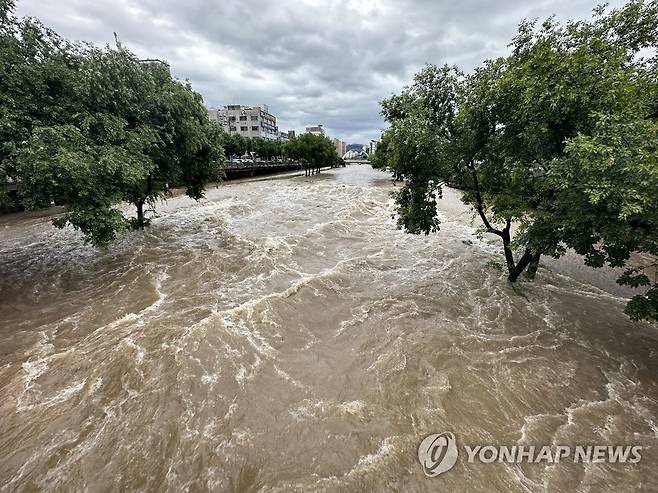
[
  {"xmin": 224, "ymin": 160, "xmax": 303, "ymax": 178},
  {"xmin": 1, "ymin": 160, "xmax": 327, "ymax": 190}
]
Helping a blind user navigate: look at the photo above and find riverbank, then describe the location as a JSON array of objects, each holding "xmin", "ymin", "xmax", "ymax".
[{"xmin": 0, "ymin": 165, "xmax": 335, "ymax": 228}]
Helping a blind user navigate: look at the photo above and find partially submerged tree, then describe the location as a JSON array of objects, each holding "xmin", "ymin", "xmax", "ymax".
[
  {"xmin": 378, "ymin": 1, "xmax": 658, "ymax": 321},
  {"xmin": 89, "ymin": 50, "xmax": 224, "ymax": 229},
  {"xmin": 2, "ymin": 2, "xmax": 224, "ymax": 246}
]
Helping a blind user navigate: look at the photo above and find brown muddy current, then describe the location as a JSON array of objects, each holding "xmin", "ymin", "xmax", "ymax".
[{"xmin": 1, "ymin": 166, "xmax": 657, "ymax": 492}]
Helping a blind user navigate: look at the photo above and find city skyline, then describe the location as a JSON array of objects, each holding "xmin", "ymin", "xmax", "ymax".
[{"xmin": 16, "ymin": 0, "xmax": 628, "ymax": 144}]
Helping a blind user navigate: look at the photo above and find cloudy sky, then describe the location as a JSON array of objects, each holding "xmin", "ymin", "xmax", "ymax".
[{"xmin": 16, "ymin": 0, "xmax": 626, "ymax": 144}]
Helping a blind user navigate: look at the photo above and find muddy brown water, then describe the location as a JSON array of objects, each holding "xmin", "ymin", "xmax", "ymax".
[{"xmin": 1, "ymin": 166, "xmax": 657, "ymax": 492}]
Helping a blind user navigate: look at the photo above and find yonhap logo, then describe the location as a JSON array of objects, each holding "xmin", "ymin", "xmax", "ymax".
[
  {"xmin": 417, "ymin": 432, "xmax": 459, "ymax": 477},
  {"xmin": 417, "ymin": 431, "xmax": 643, "ymax": 478}
]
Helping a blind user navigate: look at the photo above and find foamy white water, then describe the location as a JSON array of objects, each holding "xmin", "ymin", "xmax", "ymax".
[{"xmin": 0, "ymin": 166, "xmax": 656, "ymax": 492}]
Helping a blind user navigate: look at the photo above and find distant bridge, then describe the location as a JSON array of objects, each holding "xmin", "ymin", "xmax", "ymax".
[{"xmin": 344, "ymin": 160, "xmax": 371, "ymax": 165}]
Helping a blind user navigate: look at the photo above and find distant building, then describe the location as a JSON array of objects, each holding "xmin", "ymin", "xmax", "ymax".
[
  {"xmin": 305, "ymin": 125, "xmax": 325, "ymax": 136},
  {"xmin": 208, "ymin": 104, "xmax": 279, "ymax": 140},
  {"xmin": 369, "ymin": 139, "xmax": 379, "ymax": 155},
  {"xmin": 277, "ymin": 130, "xmax": 295, "ymax": 142},
  {"xmin": 332, "ymin": 138, "xmax": 347, "ymax": 157}
]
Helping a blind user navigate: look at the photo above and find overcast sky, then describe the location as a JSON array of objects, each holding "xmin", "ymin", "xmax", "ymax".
[{"xmin": 16, "ymin": 0, "xmax": 626, "ymax": 144}]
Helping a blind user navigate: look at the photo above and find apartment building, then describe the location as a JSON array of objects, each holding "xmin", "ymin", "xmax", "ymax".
[
  {"xmin": 208, "ymin": 104, "xmax": 279, "ymax": 140},
  {"xmin": 277, "ymin": 130, "xmax": 297, "ymax": 142},
  {"xmin": 332, "ymin": 138, "xmax": 347, "ymax": 157},
  {"xmin": 305, "ymin": 125, "xmax": 325, "ymax": 136}
]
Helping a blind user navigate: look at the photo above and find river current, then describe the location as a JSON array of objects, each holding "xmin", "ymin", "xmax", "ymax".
[{"xmin": 1, "ymin": 165, "xmax": 656, "ymax": 492}]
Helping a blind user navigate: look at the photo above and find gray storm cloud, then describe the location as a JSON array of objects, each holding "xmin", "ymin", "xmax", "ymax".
[{"xmin": 16, "ymin": 0, "xmax": 627, "ymax": 144}]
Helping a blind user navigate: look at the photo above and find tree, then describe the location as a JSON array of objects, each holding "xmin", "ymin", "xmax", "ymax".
[
  {"xmin": 332, "ymin": 155, "xmax": 346, "ymax": 168},
  {"xmin": 17, "ymin": 120, "xmax": 149, "ymax": 244},
  {"xmin": 370, "ymin": 132, "xmax": 388, "ymax": 170},
  {"xmin": 379, "ymin": 1, "xmax": 658, "ymax": 321},
  {"xmin": 247, "ymin": 136, "xmax": 263, "ymax": 158},
  {"xmin": 370, "ymin": 131, "xmax": 400, "ymax": 179},
  {"xmin": 75, "ymin": 48, "xmax": 224, "ymax": 230},
  {"xmin": 262, "ymin": 138, "xmax": 283, "ymax": 160},
  {"xmin": 1, "ymin": 2, "xmax": 83, "ymax": 205},
  {"xmin": 2, "ymin": 2, "xmax": 224, "ymax": 245},
  {"xmin": 285, "ymin": 134, "xmax": 338, "ymax": 176},
  {"xmin": 219, "ymin": 132, "xmax": 247, "ymax": 159}
]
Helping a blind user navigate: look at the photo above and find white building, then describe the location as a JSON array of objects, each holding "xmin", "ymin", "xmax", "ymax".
[
  {"xmin": 208, "ymin": 104, "xmax": 279, "ymax": 140},
  {"xmin": 277, "ymin": 130, "xmax": 295, "ymax": 142},
  {"xmin": 305, "ymin": 125, "xmax": 325, "ymax": 136}
]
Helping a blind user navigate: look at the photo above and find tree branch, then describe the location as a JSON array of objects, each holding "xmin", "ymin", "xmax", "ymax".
[{"xmin": 469, "ymin": 164, "xmax": 503, "ymax": 237}]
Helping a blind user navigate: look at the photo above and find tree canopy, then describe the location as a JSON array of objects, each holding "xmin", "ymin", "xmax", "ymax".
[
  {"xmin": 1, "ymin": 1, "xmax": 224, "ymax": 246},
  {"xmin": 284, "ymin": 133, "xmax": 340, "ymax": 175},
  {"xmin": 375, "ymin": 0, "xmax": 658, "ymax": 321}
]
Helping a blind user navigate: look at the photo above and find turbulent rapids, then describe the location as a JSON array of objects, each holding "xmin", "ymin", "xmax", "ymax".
[{"xmin": 1, "ymin": 166, "xmax": 657, "ymax": 492}]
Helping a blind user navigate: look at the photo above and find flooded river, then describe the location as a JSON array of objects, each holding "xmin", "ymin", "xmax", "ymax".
[{"xmin": 1, "ymin": 166, "xmax": 657, "ymax": 492}]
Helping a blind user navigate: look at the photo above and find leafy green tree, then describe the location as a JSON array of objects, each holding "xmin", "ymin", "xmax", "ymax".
[
  {"xmin": 370, "ymin": 132, "xmax": 388, "ymax": 170},
  {"xmin": 242, "ymin": 137, "xmax": 282, "ymax": 160},
  {"xmin": 285, "ymin": 134, "xmax": 338, "ymax": 176},
  {"xmin": 1, "ymin": 2, "xmax": 82, "ymax": 198},
  {"xmin": 17, "ymin": 120, "xmax": 148, "ymax": 244},
  {"xmin": 261, "ymin": 138, "xmax": 282, "ymax": 160},
  {"xmin": 332, "ymin": 155, "xmax": 346, "ymax": 168},
  {"xmin": 246, "ymin": 136, "xmax": 262, "ymax": 157},
  {"xmin": 222, "ymin": 133, "xmax": 247, "ymax": 158},
  {"xmin": 75, "ymin": 48, "xmax": 224, "ymax": 229},
  {"xmin": 370, "ymin": 131, "xmax": 401, "ymax": 179},
  {"xmin": 379, "ymin": 1, "xmax": 658, "ymax": 321},
  {"xmin": 2, "ymin": 2, "xmax": 224, "ymax": 245}
]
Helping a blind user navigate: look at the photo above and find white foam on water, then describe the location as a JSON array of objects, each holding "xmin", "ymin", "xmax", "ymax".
[
  {"xmin": 367, "ymin": 350, "xmax": 407, "ymax": 375},
  {"xmin": 337, "ymin": 400, "xmax": 367, "ymax": 416},
  {"xmin": 121, "ymin": 337, "xmax": 146, "ymax": 365},
  {"xmin": 2, "ymin": 166, "xmax": 657, "ymax": 491},
  {"xmin": 201, "ymin": 373, "xmax": 219, "ymax": 385},
  {"xmin": 346, "ymin": 436, "xmax": 399, "ymax": 478},
  {"xmin": 518, "ymin": 413, "xmax": 562, "ymax": 444},
  {"xmin": 17, "ymin": 358, "xmax": 49, "ymax": 411},
  {"xmin": 273, "ymin": 364, "xmax": 306, "ymax": 390},
  {"xmin": 17, "ymin": 379, "xmax": 87, "ymax": 412},
  {"xmin": 289, "ymin": 399, "xmax": 329, "ymax": 422},
  {"xmin": 508, "ymin": 464, "xmax": 546, "ymax": 493}
]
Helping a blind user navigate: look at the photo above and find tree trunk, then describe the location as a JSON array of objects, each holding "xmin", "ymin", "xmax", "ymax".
[
  {"xmin": 508, "ymin": 249, "xmax": 533, "ymax": 282},
  {"xmin": 136, "ymin": 200, "xmax": 145, "ymax": 229},
  {"xmin": 468, "ymin": 164, "xmax": 541, "ymax": 283},
  {"xmin": 525, "ymin": 252, "xmax": 541, "ymax": 279},
  {"xmin": 501, "ymin": 228, "xmax": 516, "ymax": 273}
]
